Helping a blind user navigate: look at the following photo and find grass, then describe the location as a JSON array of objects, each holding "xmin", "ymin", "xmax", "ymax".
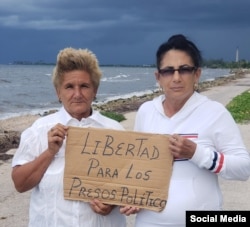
[
  {"xmin": 226, "ymin": 89, "xmax": 250, "ymax": 124},
  {"xmin": 100, "ymin": 111, "xmax": 126, "ymax": 122}
]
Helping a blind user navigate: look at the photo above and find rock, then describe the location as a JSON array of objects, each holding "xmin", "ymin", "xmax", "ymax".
[{"xmin": 0, "ymin": 131, "xmax": 21, "ymax": 154}]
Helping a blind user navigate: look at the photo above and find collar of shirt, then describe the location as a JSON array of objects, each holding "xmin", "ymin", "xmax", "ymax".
[{"xmin": 59, "ymin": 107, "xmax": 103, "ymax": 128}]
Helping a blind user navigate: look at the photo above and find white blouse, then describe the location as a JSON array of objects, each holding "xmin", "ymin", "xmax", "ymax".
[{"xmin": 12, "ymin": 107, "xmax": 126, "ymax": 227}]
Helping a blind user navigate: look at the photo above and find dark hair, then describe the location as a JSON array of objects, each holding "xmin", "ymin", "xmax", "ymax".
[{"xmin": 156, "ymin": 34, "xmax": 202, "ymax": 70}]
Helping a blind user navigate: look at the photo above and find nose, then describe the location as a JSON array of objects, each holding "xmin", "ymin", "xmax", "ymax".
[
  {"xmin": 172, "ymin": 71, "xmax": 181, "ymax": 81},
  {"xmin": 73, "ymin": 87, "xmax": 82, "ymax": 97}
]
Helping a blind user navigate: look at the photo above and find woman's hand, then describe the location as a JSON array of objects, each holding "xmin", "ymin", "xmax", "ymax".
[
  {"xmin": 169, "ymin": 134, "xmax": 197, "ymax": 159},
  {"xmin": 89, "ymin": 199, "xmax": 116, "ymax": 216},
  {"xmin": 48, "ymin": 123, "xmax": 68, "ymax": 156},
  {"xmin": 120, "ymin": 205, "xmax": 140, "ymax": 216}
]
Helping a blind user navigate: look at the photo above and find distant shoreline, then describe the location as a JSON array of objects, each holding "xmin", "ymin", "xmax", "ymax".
[
  {"xmin": 0, "ymin": 67, "xmax": 235, "ymax": 121},
  {"xmin": 0, "ymin": 69, "xmax": 249, "ymax": 160},
  {"xmin": 1, "ymin": 69, "xmax": 248, "ymax": 125}
]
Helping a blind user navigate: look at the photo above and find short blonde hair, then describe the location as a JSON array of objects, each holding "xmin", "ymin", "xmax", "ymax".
[{"xmin": 52, "ymin": 47, "xmax": 102, "ymax": 89}]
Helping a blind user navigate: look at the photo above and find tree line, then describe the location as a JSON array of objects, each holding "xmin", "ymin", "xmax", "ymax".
[
  {"xmin": 202, "ymin": 59, "xmax": 250, "ymax": 69},
  {"xmin": 11, "ymin": 59, "xmax": 250, "ymax": 69}
]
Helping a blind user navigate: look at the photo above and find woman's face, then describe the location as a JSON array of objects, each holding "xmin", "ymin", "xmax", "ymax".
[
  {"xmin": 56, "ymin": 70, "xmax": 97, "ymax": 120},
  {"xmin": 155, "ymin": 49, "xmax": 201, "ymax": 104}
]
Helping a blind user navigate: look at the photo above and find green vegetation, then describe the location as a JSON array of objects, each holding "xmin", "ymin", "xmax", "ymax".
[
  {"xmin": 100, "ymin": 111, "xmax": 126, "ymax": 122},
  {"xmin": 10, "ymin": 59, "xmax": 250, "ymax": 69},
  {"xmin": 226, "ymin": 90, "xmax": 250, "ymax": 123},
  {"xmin": 202, "ymin": 59, "xmax": 250, "ymax": 69}
]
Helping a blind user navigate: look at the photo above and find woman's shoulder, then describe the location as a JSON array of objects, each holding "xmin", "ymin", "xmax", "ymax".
[
  {"xmin": 138, "ymin": 95, "xmax": 163, "ymax": 111},
  {"xmin": 32, "ymin": 111, "xmax": 61, "ymax": 128}
]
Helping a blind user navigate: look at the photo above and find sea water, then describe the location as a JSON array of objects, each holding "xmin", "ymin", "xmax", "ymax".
[{"xmin": 0, "ymin": 65, "xmax": 231, "ymax": 119}]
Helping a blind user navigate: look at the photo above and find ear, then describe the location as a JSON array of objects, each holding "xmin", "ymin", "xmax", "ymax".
[
  {"xmin": 155, "ymin": 70, "xmax": 160, "ymax": 82},
  {"xmin": 93, "ymin": 88, "xmax": 98, "ymax": 100},
  {"xmin": 155, "ymin": 71, "xmax": 162, "ymax": 91},
  {"xmin": 194, "ymin": 67, "xmax": 201, "ymax": 84},
  {"xmin": 56, "ymin": 88, "xmax": 60, "ymax": 100}
]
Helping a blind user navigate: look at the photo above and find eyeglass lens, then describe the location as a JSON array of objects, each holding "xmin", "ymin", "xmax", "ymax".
[{"xmin": 159, "ymin": 66, "xmax": 196, "ymax": 76}]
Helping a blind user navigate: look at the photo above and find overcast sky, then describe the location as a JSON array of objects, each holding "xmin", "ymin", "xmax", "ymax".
[{"xmin": 0, "ymin": 0, "xmax": 249, "ymax": 65}]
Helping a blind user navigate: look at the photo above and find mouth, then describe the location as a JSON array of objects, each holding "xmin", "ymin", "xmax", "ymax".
[
  {"xmin": 72, "ymin": 101, "xmax": 84, "ymax": 104},
  {"xmin": 171, "ymin": 87, "xmax": 183, "ymax": 91}
]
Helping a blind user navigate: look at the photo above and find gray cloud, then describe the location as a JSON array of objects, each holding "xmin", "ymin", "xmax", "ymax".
[{"xmin": 0, "ymin": 0, "xmax": 249, "ymax": 64}]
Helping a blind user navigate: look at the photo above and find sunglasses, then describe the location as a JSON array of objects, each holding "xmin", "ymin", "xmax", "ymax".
[{"xmin": 158, "ymin": 66, "xmax": 197, "ymax": 77}]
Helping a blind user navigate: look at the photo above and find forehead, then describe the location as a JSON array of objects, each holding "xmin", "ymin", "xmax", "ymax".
[
  {"xmin": 62, "ymin": 70, "xmax": 91, "ymax": 83},
  {"xmin": 161, "ymin": 49, "xmax": 193, "ymax": 67}
]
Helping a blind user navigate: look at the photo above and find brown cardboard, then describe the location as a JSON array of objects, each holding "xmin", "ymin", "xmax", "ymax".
[{"xmin": 64, "ymin": 126, "xmax": 173, "ymax": 212}]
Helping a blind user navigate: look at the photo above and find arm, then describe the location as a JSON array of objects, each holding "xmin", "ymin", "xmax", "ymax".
[
  {"xmin": 190, "ymin": 111, "xmax": 250, "ymax": 180},
  {"xmin": 12, "ymin": 149, "xmax": 55, "ymax": 192},
  {"xmin": 12, "ymin": 123, "xmax": 68, "ymax": 192},
  {"xmin": 170, "ymin": 117, "xmax": 250, "ymax": 180}
]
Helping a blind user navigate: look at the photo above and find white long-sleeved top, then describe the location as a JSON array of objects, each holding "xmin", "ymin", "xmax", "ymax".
[
  {"xmin": 12, "ymin": 107, "xmax": 126, "ymax": 227},
  {"xmin": 134, "ymin": 92, "xmax": 250, "ymax": 227}
]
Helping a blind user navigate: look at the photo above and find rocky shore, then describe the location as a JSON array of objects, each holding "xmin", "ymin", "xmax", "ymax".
[
  {"xmin": 0, "ymin": 69, "xmax": 248, "ymax": 161},
  {"xmin": 93, "ymin": 70, "xmax": 246, "ymax": 113}
]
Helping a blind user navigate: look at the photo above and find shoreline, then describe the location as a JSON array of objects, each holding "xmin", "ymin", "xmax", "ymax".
[
  {"xmin": 0, "ymin": 69, "xmax": 249, "ymax": 160},
  {"xmin": 0, "ymin": 69, "xmax": 247, "ymax": 122},
  {"xmin": 1, "ymin": 71, "xmax": 250, "ymax": 226}
]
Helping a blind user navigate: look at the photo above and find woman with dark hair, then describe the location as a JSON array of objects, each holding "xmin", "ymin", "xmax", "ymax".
[{"xmin": 121, "ymin": 34, "xmax": 250, "ymax": 226}]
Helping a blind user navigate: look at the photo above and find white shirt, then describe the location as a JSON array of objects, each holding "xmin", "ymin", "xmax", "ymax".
[
  {"xmin": 133, "ymin": 93, "xmax": 250, "ymax": 227},
  {"xmin": 12, "ymin": 107, "xmax": 126, "ymax": 227}
]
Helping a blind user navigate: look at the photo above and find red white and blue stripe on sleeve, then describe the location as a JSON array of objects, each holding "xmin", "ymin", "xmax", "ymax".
[{"xmin": 208, "ymin": 151, "xmax": 225, "ymax": 173}]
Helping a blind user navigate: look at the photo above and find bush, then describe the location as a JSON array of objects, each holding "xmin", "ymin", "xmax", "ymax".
[
  {"xmin": 100, "ymin": 111, "xmax": 126, "ymax": 122},
  {"xmin": 226, "ymin": 90, "xmax": 250, "ymax": 123}
]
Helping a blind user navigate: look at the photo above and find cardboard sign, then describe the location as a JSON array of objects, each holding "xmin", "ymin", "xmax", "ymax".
[{"xmin": 64, "ymin": 126, "xmax": 173, "ymax": 212}]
